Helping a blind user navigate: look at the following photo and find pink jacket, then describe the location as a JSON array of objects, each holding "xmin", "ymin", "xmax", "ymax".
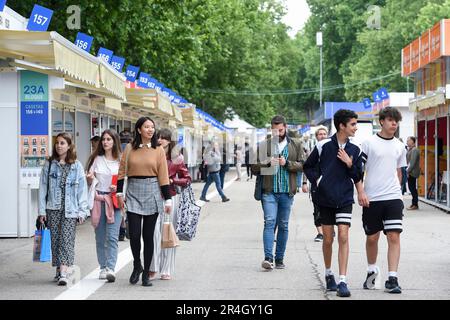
[{"xmin": 91, "ymin": 193, "xmax": 115, "ymax": 228}]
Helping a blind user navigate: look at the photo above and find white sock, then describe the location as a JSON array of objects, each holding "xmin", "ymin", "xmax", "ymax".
[
  {"xmin": 325, "ymin": 269, "xmax": 333, "ymax": 276},
  {"xmin": 388, "ymin": 271, "xmax": 397, "ymax": 278},
  {"xmin": 368, "ymin": 264, "xmax": 378, "ymax": 273},
  {"xmin": 339, "ymin": 275, "xmax": 347, "ymax": 283}
]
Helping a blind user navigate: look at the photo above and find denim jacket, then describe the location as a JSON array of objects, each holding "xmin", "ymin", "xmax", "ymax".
[{"xmin": 38, "ymin": 159, "xmax": 89, "ymax": 219}]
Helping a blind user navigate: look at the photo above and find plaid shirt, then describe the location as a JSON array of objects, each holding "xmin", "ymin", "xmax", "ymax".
[{"xmin": 273, "ymin": 145, "xmax": 289, "ymax": 193}]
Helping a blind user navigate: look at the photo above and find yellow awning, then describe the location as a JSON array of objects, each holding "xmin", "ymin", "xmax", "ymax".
[
  {"xmin": 125, "ymin": 88, "xmax": 157, "ymax": 110},
  {"xmin": 99, "ymin": 62, "xmax": 126, "ymax": 101},
  {"xmin": 172, "ymin": 104, "xmax": 183, "ymax": 123},
  {"xmin": 0, "ymin": 30, "xmax": 125, "ymax": 100},
  {"xmin": 157, "ymin": 93, "xmax": 174, "ymax": 116}
]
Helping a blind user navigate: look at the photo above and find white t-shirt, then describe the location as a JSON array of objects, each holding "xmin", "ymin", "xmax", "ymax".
[
  {"xmin": 361, "ymin": 134, "xmax": 407, "ymax": 201},
  {"xmin": 90, "ymin": 156, "xmax": 120, "ymax": 192}
]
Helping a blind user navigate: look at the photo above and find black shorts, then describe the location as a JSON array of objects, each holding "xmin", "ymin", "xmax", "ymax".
[
  {"xmin": 362, "ymin": 199, "xmax": 404, "ymax": 235},
  {"xmin": 319, "ymin": 205, "xmax": 352, "ymax": 226}
]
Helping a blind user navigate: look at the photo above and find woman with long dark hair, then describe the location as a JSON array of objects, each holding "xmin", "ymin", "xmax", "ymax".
[
  {"xmin": 38, "ymin": 132, "xmax": 89, "ymax": 285},
  {"xmin": 150, "ymin": 128, "xmax": 191, "ymax": 280},
  {"xmin": 86, "ymin": 129, "xmax": 122, "ymax": 282},
  {"xmin": 116, "ymin": 117, "xmax": 172, "ymax": 286}
]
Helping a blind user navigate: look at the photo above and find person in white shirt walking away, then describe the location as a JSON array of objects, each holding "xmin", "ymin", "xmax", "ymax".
[{"xmin": 86, "ymin": 129, "xmax": 123, "ymax": 283}]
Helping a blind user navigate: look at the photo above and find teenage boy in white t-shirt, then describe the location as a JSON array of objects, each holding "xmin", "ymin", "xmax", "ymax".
[{"xmin": 358, "ymin": 107, "xmax": 407, "ymax": 294}]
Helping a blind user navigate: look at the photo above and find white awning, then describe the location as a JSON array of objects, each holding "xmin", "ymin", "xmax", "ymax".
[{"xmin": 0, "ymin": 30, "xmax": 125, "ymax": 100}]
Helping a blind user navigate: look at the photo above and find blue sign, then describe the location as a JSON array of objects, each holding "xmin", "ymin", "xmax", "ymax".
[
  {"xmin": 97, "ymin": 47, "xmax": 114, "ymax": 64},
  {"xmin": 110, "ymin": 56, "xmax": 125, "ymax": 72},
  {"xmin": 147, "ymin": 77, "xmax": 157, "ymax": 89},
  {"xmin": 379, "ymin": 87, "xmax": 389, "ymax": 100},
  {"xmin": 173, "ymin": 96, "xmax": 181, "ymax": 104},
  {"xmin": 21, "ymin": 102, "xmax": 49, "ymax": 135},
  {"xmin": 20, "ymin": 71, "xmax": 49, "ymax": 135},
  {"xmin": 362, "ymin": 98, "xmax": 372, "ymax": 109},
  {"xmin": 138, "ymin": 72, "xmax": 151, "ymax": 88},
  {"xmin": 373, "ymin": 91, "xmax": 382, "ymax": 103},
  {"xmin": 27, "ymin": 4, "xmax": 53, "ymax": 31},
  {"xmin": 154, "ymin": 81, "xmax": 163, "ymax": 92},
  {"xmin": 75, "ymin": 32, "xmax": 94, "ymax": 52},
  {"xmin": 178, "ymin": 128, "xmax": 184, "ymax": 147},
  {"xmin": 0, "ymin": 1, "xmax": 6, "ymax": 12},
  {"xmin": 125, "ymin": 65, "xmax": 140, "ymax": 82}
]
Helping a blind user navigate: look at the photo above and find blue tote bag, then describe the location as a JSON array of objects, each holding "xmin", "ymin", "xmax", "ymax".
[{"xmin": 39, "ymin": 228, "xmax": 51, "ymax": 262}]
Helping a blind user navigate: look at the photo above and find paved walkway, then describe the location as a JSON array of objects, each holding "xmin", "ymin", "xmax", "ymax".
[{"xmin": 0, "ymin": 169, "xmax": 449, "ymax": 300}]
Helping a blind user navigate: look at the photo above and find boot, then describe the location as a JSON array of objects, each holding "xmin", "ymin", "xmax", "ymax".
[
  {"xmin": 129, "ymin": 264, "xmax": 143, "ymax": 285},
  {"xmin": 142, "ymin": 271, "xmax": 152, "ymax": 287}
]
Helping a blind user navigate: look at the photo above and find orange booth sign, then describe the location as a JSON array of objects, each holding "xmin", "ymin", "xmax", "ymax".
[
  {"xmin": 402, "ymin": 19, "xmax": 450, "ymax": 77},
  {"xmin": 430, "ymin": 21, "xmax": 442, "ymax": 62},
  {"xmin": 402, "ymin": 45, "xmax": 411, "ymax": 77},
  {"xmin": 410, "ymin": 38, "xmax": 420, "ymax": 74},
  {"xmin": 420, "ymin": 31, "xmax": 430, "ymax": 67}
]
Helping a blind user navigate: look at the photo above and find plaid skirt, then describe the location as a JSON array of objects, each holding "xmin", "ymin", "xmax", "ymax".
[{"xmin": 125, "ymin": 177, "xmax": 164, "ymax": 216}]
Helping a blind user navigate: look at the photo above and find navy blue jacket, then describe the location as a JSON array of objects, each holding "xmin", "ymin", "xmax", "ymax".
[{"xmin": 303, "ymin": 134, "xmax": 363, "ymax": 208}]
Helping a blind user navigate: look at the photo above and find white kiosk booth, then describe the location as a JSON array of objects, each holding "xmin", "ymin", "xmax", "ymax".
[{"xmin": 0, "ymin": 26, "xmax": 125, "ymax": 237}]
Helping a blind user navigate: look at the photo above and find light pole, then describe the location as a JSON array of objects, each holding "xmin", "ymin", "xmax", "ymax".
[{"xmin": 316, "ymin": 31, "xmax": 323, "ymax": 109}]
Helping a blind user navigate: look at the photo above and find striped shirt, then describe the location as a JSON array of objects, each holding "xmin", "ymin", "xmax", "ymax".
[{"xmin": 273, "ymin": 145, "xmax": 289, "ymax": 193}]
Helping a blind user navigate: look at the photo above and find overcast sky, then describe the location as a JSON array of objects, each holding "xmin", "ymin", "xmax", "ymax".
[{"xmin": 281, "ymin": 0, "xmax": 311, "ymax": 38}]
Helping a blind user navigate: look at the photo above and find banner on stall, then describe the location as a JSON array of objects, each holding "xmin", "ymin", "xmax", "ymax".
[
  {"xmin": 111, "ymin": 56, "xmax": 125, "ymax": 72},
  {"xmin": 97, "ymin": 47, "xmax": 114, "ymax": 64},
  {"xmin": 125, "ymin": 65, "xmax": 140, "ymax": 82},
  {"xmin": 19, "ymin": 71, "xmax": 49, "ymax": 186},
  {"xmin": 27, "ymin": 4, "xmax": 53, "ymax": 32},
  {"xmin": 75, "ymin": 32, "xmax": 94, "ymax": 52},
  {"xmin": 0, "ymin": 1, "xmax": 6, "ymax": 12}
]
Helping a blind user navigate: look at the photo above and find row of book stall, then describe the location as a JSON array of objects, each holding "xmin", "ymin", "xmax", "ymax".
[{"xmin": 0, "ymin": 5, "xmax": 239, "ymax": 237}]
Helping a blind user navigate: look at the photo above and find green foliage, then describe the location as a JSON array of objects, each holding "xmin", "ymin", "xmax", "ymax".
[
  {"xmin": 342, "ymin": 0, "xmax": 440, "ymax": 101},
  {"xmin": 8, "ymin": 0, "xmax": 299, "ymax": 127}
]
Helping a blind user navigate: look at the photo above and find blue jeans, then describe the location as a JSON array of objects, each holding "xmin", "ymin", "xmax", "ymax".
[
  {"xmin": 95, "ymin": 196, "xmax": 123, "ymax": 271},
  {"xmin": 220, "ymin": 164, "xmax": 230, "ymax": 189},
  {"xmin": 201, "ymin": 172, "xmax": 226, "ymax": 199},
  {"xmin": 261, "ymin": 193, "xmax": 294, "ymax": 261}
]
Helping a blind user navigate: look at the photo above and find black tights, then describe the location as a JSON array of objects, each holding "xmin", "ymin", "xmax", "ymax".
[{"xmin": 127, "ymin": 212, "xmax": 159, "ymax": 272}]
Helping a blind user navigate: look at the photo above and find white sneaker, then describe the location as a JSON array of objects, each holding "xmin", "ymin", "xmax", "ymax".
[
  {"xmin": 364, "ymin": 266, "xmax": 380, "ymax": 289},
  {"xmin": 99, "ymin": 268, "xmax": 107, "ymax": 280},
  {"xmin": 58, "ymin": 272, "xmax": 68, "ymax": 286},
  {"xmin": 106, "ymin": 268, "xmax": 116, "ymax": 283}
]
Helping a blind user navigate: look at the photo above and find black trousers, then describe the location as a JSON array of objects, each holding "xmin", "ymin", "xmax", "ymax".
[
  {"xmin": 246, "ymin": 163, "xmax": 253, "ymax": 178},
  {"xmin": 127, "ymin": 212, "xmax": 159, "ymax": 272},
  {"xmin": 408, "ymin": 176, "xmax": 419, "ymax": 206}
]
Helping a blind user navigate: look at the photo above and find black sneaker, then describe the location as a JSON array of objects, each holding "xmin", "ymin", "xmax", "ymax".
[
  {"xmin": 336, "ymin": 282, "xmax": 351, "ymax": 297},
  {"xmin": 222, "ymin": 197, "xmax": 230, "ymax": 202},
  {"xmin": 325, "ymin": 274, "xmax": 337, "ymax": 291},
  {"xmin": 363, "ymin": 266, "xmax": 380, "ymax": 289},
  {"xmin": 261, "ymin": 257, "xmax": 274, "ymax": 270},
  {"xmin": 385, "ymin": 276, "xmax": 402, "ymax": 294},
  {"xmin": 314, "ymin": 234, "xmax": 323, "ymax": 242},
  {"xmin": 199, "ymin": 197, "xmax": 210, "ymax": 202},
  {"xmin": 274, "ymin": 259, "xmax": 285, "ymax": 269}
]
